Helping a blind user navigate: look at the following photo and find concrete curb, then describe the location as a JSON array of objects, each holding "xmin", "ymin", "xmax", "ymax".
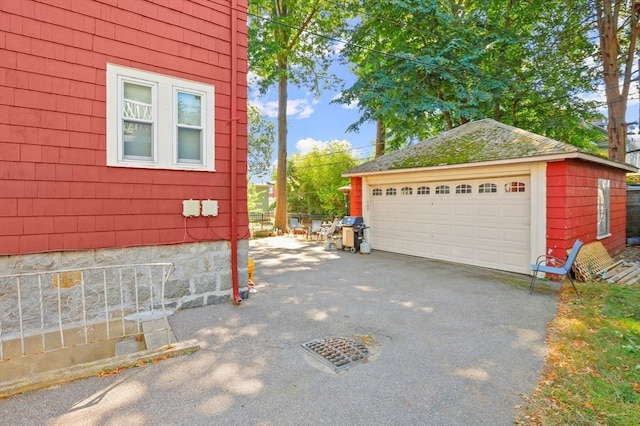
[{"xmin": 0, "ymin": 339, "xmax": 200, "ymax": 399}]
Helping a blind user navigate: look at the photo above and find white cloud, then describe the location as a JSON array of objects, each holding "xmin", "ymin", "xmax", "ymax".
[
  {"xmin": 296, "ymin": 137, "xmax": 326, "ymax": 154},
  {"xmin": 247, "ymin": 71, "xmax": 262, "ymax": 87},
  {"xmin": 250, "ymin": 97, "xmax": 317, "ymax": 119},
  {"xmin": 287, "ymin": 98, "xmax": 317, "ymax": 118}
]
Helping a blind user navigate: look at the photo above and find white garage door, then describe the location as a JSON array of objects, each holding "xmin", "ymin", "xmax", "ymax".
[{"xmin": 369, "ymin": 176, "xmax": 530, "ymax": 274}]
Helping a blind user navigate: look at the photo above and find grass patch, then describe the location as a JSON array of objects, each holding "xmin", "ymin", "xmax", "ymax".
[{"xmin": 516, "ymin": 282, "xmax": 640, "ymax": 425}]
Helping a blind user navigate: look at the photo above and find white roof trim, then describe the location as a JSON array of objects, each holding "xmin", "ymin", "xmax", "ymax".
[{"xmin": 343, "ymin": 152, "xmax": 637, "ymax": 177}]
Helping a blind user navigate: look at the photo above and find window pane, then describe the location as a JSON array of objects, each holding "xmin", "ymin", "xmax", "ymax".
[
  {"xmin": 178, "ymin": 92, "xmax": 202, "ymax": 126},
  {"xmin": 178, "ymin": 128, "xmax": 202, "ymax": 162},
  {"xmin": 479, "ymin": 183, "xmax": 497, "ymax": 193},
  {"xmin": 436, "ymin": 185, "xmax": 450, "ymax": 194},
  {"xmin": 417, "ymin": 186, "xmax": 430, "ymax": 195},
  {"xmin": 456, "ymin": 184, "xmax": 472, "ymax": 194},
  {"xmin": 505, "ymin": 181, "xmax": 526, "ymax": 192},
  {"xmin": 597, "ymin": 178, "xmax": 610, "ymax": 236},
  {"xmin": 123, "ymin": 121, "xmax": 153, "ymax": 158},
  {"xmin": 123, "ymin": 83, "xmax": 152, "ymax": 120}
]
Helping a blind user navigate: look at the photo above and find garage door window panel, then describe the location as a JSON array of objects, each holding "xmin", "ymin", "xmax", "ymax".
[
  {"xmin": 479, "ymin": 183, "xmax": 497, "ymax": 193},
  {"xmin": 386, "ymin": 188, "xmax": 397, "ymax": 196},
  {"xmin": 401, "ymin": 186, "xmax": 413, "ymax": 195},
  {"xmin": 456, "ymin": 184, "xmax": 472, "ymax": 194},
  {"xmin": 372, "ymin": 188, "xmax": 382, "ymax": 196},
  {"xmin": 435, "ymin": 185, "xmax": 450, "ymax": 194},
  {"xmin": 505, "ymin": 181, "xmax": 526, "ymax": 192},
  {"xmin": 417, "ymin": 186, "xmax": 430, "ymax": 195}
]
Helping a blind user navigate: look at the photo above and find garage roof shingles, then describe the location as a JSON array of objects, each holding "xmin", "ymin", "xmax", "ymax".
[{"xmin": 346, "ymin": 118, "xmax": 582, "ymax": 174}]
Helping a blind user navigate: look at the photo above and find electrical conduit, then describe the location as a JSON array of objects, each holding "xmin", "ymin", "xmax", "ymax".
[{"xmin": 230, "ymin": 0, "xmax": 242, "ymax": 304}]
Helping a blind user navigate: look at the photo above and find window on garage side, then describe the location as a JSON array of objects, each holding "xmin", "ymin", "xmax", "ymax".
[
  {"xmin": 417, "ymin": 186, "xmax": 430, "ymax": 195},
  {"xmin": 401, "ymin": 186, "xmax": 413, "ymax": 195},
  {"xmin": 478, "ymin": 183, "xmax": 497, "ymax": 193},
  {"xmin": 386, "ymin": 188, "xmax": 397, "ymax": 196},
  {"xmin": 597, "ymin": 178, "xmax": 610, "ymax": 238},
  {"xmin": 455, "ymin": 184, "xmax": 472, "ymax": 194},
  {"xmin": 107, "ymin": 63, "xmax": 215, "ymax": 171},
  {"xmin": 505, "ymin": 181, "xmax": 526, "ymax": 192},
  {"xmin": 435, "ymin": 185, "xmax": 450, "ymax": 194},
  {"xmin": 372, "ymin": 188, "xmax": 382, "ymax": 196}
]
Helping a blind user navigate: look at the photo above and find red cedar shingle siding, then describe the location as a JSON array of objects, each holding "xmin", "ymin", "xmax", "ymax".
[
  {"xmin": 546, "ymin": 159, "xmax": 627, "ymax": 260},
  {"xmin": 0, "ymin": 0, "xmax": 248, "ymax": 255},
  {"xmin": 350, "ymin": 177, "xmax": 363, "ymax": 216}
]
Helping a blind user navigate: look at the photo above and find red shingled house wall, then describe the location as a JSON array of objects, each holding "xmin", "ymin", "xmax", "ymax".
[{"xmin": 0, "ymin": 0, "xmax": 248, "ymax": 255}]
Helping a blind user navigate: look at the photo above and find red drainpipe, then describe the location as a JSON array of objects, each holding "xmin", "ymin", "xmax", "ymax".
[{"xmin": 229, "ymin": 0, "xmax": 242, "ymax": 304}]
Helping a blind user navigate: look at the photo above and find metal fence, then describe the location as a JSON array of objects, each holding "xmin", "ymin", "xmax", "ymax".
[
  {"xmin": 0, "ymin": 263, "xmax": 174, "ymax": 361},
  {"xmin": 249, "ymin": 213, "xmax": 334, "ymax": 232}
]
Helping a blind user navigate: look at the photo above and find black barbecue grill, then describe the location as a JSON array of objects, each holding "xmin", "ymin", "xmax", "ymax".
[{"xmin": 341, "ymin": 216, "xmax": 367, "ymax": 253}]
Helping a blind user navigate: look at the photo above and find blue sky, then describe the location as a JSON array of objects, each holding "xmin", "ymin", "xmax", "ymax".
[{"xmin": 248, "ymin": 63, "xmax": 377, "ymax": 177}]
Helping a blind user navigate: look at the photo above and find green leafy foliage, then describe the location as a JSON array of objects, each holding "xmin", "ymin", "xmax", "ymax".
[
  {"xmin": 248, "ymin": 0, "xmax": 351, "ymax": 95},
  {"xmin": 247, "ymin": 103, "xmax": 275, "ymax": 180},
  {"xmin": 284, "ymin": 140, "xmax": 357, "ymax": 215},
  {"xmin": 337, "ymin": 0, "xmax": 603, "ymax": 151}
]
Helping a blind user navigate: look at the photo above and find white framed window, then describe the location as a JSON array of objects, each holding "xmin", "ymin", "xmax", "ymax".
[
  {"xmin": 386, "ymin": 188, "xmax": 397, "ymax": 196},
  {"xmin": 597, "ymin": 178, "xmax": 610, "ymax": 238},
  {"xmin": 417, "ymin": 186, "xmax": 430, "ymax": 195},
  {"xmin": 455, "ymin": 184, "xmax": 472, "ymax": 194},
  {"xmin": 400, "ymin": 186, "xmax": 413, "ymax": 195},
  {"xmin": 372, "ymin": 188, "xmax": 382, "ymax": 196},
  {"xmin": 435, "ymin": 185, "xmax": 450, "ymax": 194},
  {"xmin": 478, "ymin": 183, "xmax": 497, "ymax": 193},
  {"xmin": 505, "ymin": 181, "xmax": 526, "ymax": 193},
  {"xmin": 106, "ymin": 63, "xmax": 215, "ymax": 171}
]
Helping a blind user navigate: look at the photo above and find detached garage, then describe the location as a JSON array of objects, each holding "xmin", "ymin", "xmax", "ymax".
[{"xmin": 344, "ymin": 119, "xmax": 636, "ymax": 274}]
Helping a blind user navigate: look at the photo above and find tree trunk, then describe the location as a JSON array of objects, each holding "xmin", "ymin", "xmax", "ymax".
[
  {"xmin": 598, "ymin": 2, "xmax": 625, "ymax": 161},
  {"xmin": 596, "ymin": 0, "xmax": 639, "ymax": 162},
  {"xmin": 375, "ymin": 120, "xmax": 385, "ymax": 157},
  {"xmin": 606, "ymin": 94, "xmax": 627, "ymax": 162},
  {"xmin": 274, "ymin": 70, "xmax": 289, "ymax": 233}
]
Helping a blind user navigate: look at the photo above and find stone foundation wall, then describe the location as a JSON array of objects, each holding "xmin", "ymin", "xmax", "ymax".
[{"xmin": 0, "ymin": 241, "xmax": 249, "ymax": 313}]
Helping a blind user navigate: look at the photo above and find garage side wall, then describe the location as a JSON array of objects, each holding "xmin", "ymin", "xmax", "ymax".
[
  {"xmin": 547, "ymin": 160, "xmax": 627, "ymax": 259},
  {"xmin": 350, "ymin": 177, "xmax": 363, "ymax": 216}
]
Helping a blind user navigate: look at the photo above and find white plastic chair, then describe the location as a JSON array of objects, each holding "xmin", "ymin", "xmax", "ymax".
[
  {"xmin": 318, "ymin": 218, "xmax": 339, "ymax": 241},
  {"xmin": 309, "ymin": 220, "xmax": 323, "ymax": 240}
]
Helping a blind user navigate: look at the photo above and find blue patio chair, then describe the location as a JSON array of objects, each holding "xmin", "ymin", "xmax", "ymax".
[
  {"xmin": 530, "ymin": 239, "xmax": 583, "ymax": 296},
  {"xmin": 288, "ymin": 217, "xmax": 300, "ymax": 237}
]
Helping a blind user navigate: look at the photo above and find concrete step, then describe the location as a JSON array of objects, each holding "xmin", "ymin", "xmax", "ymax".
[
  {"xmin": 115, "ymin": 337, "xmax": 146, "ymax": 356},
  {"xmin": 142, "ymin": 318, "xmax": 177, "ymax": 350}
]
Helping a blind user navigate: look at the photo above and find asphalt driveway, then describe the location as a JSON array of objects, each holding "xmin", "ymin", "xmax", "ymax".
[{"xmin": 0, "ymin": 237, "xmax": 559, "ymax": 425}]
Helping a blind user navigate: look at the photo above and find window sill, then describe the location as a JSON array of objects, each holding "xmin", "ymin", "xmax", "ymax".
[{"xmin": 107, "ymin": 162, "xmax": 214, "ymax": 172}]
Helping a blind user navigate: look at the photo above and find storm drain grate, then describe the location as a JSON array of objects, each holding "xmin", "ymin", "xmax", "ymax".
[{"xmin": 300, "ymin": 336, "xmax": 370, "ymax": 372}]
